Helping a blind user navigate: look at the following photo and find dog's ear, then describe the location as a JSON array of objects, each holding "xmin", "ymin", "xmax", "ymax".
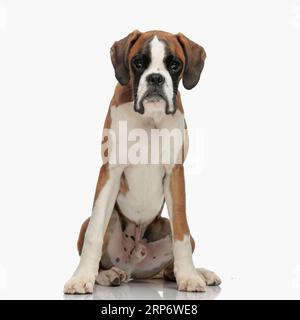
[
  {"xmin": 176, "ymin": 33, "xmax": 206, "ymax": 90},
  {"xmin": 110, "ymin": 30, "xmax": 142, "ymax": 85}
]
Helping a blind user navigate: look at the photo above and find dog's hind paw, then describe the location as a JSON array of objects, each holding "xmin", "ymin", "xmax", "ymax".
[
  {"xmin": 196, "ymin": 268, "xmax": 222, "ymax": 286},
  {"xmin": 96, "ymin": 267, "xmax": 129, "ymax": 286}
]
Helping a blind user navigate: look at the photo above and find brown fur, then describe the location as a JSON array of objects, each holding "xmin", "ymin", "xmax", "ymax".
[
  {"xmin": 110, "ymin": 30, "xmax": 141, "ymax": 85},
  {"xmin": 176, "ymin": 32, "xmax": 206, "ymax": 89},
  {"xmin": 119, "ymin": 172, "xmax": 129, "ymax": 195},
  {"xmin": 169, "ymin": 164, "xmax": 190, "ymax": 241},
  {"xmin": 176, "ymin": 91, "xmax": 184, "ymax": 113},
  {"xmin": 93, "ymin": 164, "xmax": 109, "ymax": 206},
  {"xmin": 77, "ymin": 217, "xmax": 90, "ymax": 255},
  {"xmin": 112, "ymin": 82, "xmax": 134, "ymax": 106}
]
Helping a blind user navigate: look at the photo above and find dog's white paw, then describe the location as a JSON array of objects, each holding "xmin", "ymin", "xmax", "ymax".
[
  {"xmin": 176, "ymin": 273, "xmax": 207, "ymax": 292},
  {"xmin": 197, "ymin": 268, "xmax": 222, "ymax": 286},
  {"xmin": 64, "ymin": 274, "xmax": 95, "ymax": 294}
]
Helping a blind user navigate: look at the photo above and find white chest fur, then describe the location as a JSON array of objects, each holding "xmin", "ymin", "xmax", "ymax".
[
  {"xmin": 117, "ymin": 164, "xmax": 165, "ymax": 224},
  {"xmin": 109, "ymin": 102, "xmax": 185, "ymax": 225}
]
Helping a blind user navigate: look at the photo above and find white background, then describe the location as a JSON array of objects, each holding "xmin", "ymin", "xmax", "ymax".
[{"xmin": 0, "ymin": 0, "xmax": 300, "ymax": 299}]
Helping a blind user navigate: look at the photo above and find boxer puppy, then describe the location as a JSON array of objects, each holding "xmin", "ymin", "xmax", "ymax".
[{"xmin": 64, "ymin": 30, "xmax": 221, "ymax": 294}]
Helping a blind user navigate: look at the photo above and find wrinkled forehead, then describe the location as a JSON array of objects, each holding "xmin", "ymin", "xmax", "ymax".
[{"xmin": 128, "ymin": 31, "xmax": 186, "ymax": 63}]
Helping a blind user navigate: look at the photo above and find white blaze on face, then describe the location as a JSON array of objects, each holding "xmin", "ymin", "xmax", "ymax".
[{"xmin": 136, "ymin": 36, "xmax": 174, "ymax": 115}]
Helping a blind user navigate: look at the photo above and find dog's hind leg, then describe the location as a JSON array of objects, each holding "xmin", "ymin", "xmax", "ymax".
[{"xmin": 196, "ymin": 268, "xmax": 221, "ymax": 286}]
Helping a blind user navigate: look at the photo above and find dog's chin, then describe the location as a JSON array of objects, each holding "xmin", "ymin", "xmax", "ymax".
[
  {"xmin": 142, "ymin": 98, "xmax": 167, "ymax": 118},
  {"xmin": 143, "ymin": 97, "xmax": 166, "ymax": 111},
  {"xmin": 134, "ymin": 94, "xmax": 175, "ymax": 115},
  {"xmin": 137, "ymin": 94, "xmax": 166, "ymax": 115}
]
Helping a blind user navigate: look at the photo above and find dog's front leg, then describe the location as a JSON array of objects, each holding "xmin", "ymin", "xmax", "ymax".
[
  {"xmin": 64, "ymin": 164, "xmax": 123, "ymax": 294},
  {"xmin": 164, "ymin": 164, "xmax": 206, "ymax": 292}
]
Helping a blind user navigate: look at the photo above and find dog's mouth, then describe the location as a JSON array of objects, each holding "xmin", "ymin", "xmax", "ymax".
[
  {"xmin": 143, "ymin": 93, "xmax": 166, "ymax": 106},
  {"xmin": 134, "ymin": 90, "xmax": 169, "ymax": 115}
]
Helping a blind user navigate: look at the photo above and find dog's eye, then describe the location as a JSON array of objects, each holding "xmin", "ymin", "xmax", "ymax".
[
  {"xmin": 132, "ymin": 57, "xmax": 144, "ymax": 71},
  {"xmin": 166, "ymin": 56, "xmax": 182, "ymax": 73},
  {"xmin": 169, "ymin": 60, "xmax": 180, "ymax": 72}
]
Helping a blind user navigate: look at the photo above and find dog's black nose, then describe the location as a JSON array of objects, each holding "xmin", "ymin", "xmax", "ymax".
[{"xmin": 146, "ymin": 73, "xmax": 165, "ymax": 86}]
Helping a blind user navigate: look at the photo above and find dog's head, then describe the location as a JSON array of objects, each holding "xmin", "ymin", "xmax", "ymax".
[{"xmin": 110, "ymin": 30, "xmax": 206, "ymax": 115}]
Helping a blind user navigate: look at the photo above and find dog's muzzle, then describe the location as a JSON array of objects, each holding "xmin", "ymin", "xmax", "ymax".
[{"xmin": 134, "ymin": 72, "xmax": 174, "ymax": 115}]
